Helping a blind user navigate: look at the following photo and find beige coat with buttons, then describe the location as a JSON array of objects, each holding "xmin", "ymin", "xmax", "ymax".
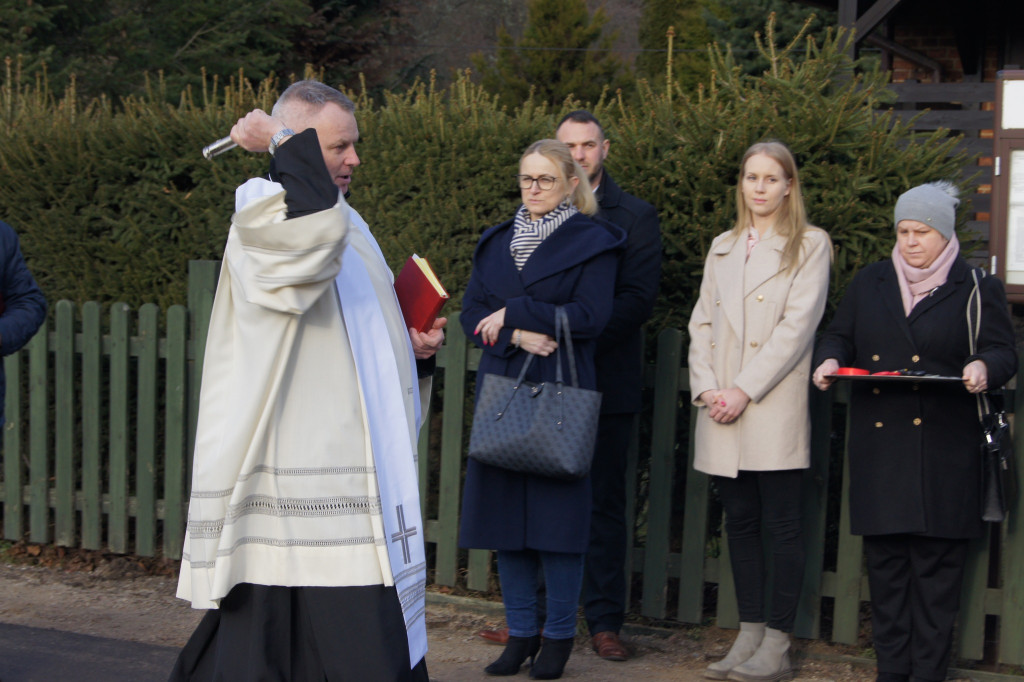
[{"xmin": 687, "ymin": 226, "xmax": 832, "ymax": 477}]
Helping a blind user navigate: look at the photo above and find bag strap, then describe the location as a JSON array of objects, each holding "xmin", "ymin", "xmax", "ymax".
[
  {"xmin": 554, "ymin": 307, "xmax": 581, "ymax": 387},
  {"xmin": 967, "ymin": 268, "xmax": 993, "ymax": 420},
  {"xmin": 513, "ymin": 351, "xmax": 535, "ymax": 387}
]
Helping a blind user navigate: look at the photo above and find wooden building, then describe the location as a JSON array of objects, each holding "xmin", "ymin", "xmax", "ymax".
[{"xmin": 801, "ymin": 0, "xmax": 1024, "ymax": 267}]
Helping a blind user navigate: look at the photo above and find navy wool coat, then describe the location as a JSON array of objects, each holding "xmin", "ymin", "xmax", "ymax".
[
  {"xmin": 813, "ymin": 257, "xmax": 1017, "ymax": 539},
  {"xmin": 459, "ymin": 212, "xmax": 625, "ymax": 553},
  {"xmin": 0, "ymin": 222, "xmax": 46, "ymax": 426}
]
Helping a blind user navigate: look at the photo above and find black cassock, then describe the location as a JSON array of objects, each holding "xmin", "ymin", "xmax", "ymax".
[{"xmin": 170, "ymin": 583, "xmax": 429, "ymax": 682}]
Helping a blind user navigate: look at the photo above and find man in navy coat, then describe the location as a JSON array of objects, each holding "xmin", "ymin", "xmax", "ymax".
[
  {"xmin": 0, "ymin": 221, "xmax": 46, "ymax": 426},
  {"xmin": 557, "ymin": 110, "xmax": 662, "ymax": 661},
  {"xmin": 476, "ymin": 111, "xmax": 662, "ymax": 661}
]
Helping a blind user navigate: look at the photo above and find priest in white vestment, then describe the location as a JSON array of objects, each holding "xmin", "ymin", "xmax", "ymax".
[{"xmin": 171, "ymin": 80, "xmax": 444, "ymax": 682}]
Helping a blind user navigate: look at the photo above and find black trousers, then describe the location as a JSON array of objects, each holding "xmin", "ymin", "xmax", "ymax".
[
  {"xmin": 582, "ymin": 412, "xmax": 635, "ymax": 635},
  {"xmin": 716, "ymin": 469, "xmax": 805, "ymax": 633},
  {"xmin": 169, "ymin": 583, "xmax": 430, "ymax": 682},
  {"xmin": 863, "ymin": 534, "xmax": 969, "ymax": 682}
]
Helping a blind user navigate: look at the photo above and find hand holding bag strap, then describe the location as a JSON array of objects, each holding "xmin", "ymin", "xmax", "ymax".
[
  {"xmin": 496, "ymin": 307, "xmax": 572, "ymax": 420},
  {"xmin": 967, "ymin": 268, "xmax": 993, "ymax": 419}
]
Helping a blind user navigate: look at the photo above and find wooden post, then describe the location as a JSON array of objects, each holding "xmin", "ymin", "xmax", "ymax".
[
  {"xmin": 135, "ymin": 304, "xmax": 159, "ymax": 556},
  {"xmin": 54, "ymin": 301, "xmax": 76, "ymax": 547},
  {"xmin": 641, "ymin": 328, "xmax": 682, "ymax": 618},
  {"xmin": 436, "ymin": 316, "xmax": 468, "ymax": 588},
  {"xmin": 81, "ymin": 302, "xmax": 102, "ymax": 549},
  {"xmin": 837, "ymin": 0, "xmax": 857, "ymax": 59},
  {"xmin": 3, "ymin": 352, "xmax": 24, "ymax": 540},
  {"xmin": 163, "ymin": 305, "xmax": 189, "ymax": 559},
  {"xmin": 28, "ymin": 323, "xmax": 49, "ymax": 544},
  {"xmin": 108, "ymin": 303, "xmax": 131, "ymax": 553}
]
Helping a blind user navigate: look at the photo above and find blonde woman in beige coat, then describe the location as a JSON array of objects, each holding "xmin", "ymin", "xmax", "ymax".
[{"xmin": 688, "ymin": 141, "xmax": 831, "ymax": 682}]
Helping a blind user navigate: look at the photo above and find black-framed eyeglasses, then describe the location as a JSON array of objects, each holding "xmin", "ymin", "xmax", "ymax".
[{"xmin": 516, "ymin": 174, "xmax": 557, "ymax": 191}]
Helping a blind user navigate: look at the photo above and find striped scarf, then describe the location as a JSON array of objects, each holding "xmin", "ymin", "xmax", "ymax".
[{"xmin": 509, "ymin": 200, "xmax": 578, "ymax": 270}]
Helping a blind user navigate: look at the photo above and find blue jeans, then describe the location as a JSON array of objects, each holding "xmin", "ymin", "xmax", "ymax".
[{"xmin": 497, "ymin": 549, "xmax": 584, "ymax": 640}]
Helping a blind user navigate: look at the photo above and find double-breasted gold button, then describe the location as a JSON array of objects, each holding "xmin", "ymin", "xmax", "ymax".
[
  {"xmin": 715, "ymin": 299, "xmax": 721, "ymax": 306},
  {"xmin": 872, "ymin": 354, "xmax": 880, "ymax": 362},
  {"xmin": 913, "ymin": 418, "xmax": 922, "ymax": 426},
  {"xmin": 875, "ymin": 421, "xmax": 883, "ymax": 428},
  {"xmin": 911, "ymin": 355, "xmax": 920, "ymax": 363},
  {"xmin": 750, "ymin": 341, "xmax": 759, "ymax": 348},
  {"xmin": 710, "ymin": 342, "xmax": 716, "ymax": 348},
  {"xmin": 756, "ymin": 295, "xmax": 764, "ymax": 302},
  {"xmin": 872, "ymin": 387, "xmax": 880, "ymax": 395}
]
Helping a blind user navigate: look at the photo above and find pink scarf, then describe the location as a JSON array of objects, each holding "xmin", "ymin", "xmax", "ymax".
[
  {"xmin": 891, "ymin": 233, "xmax": 959, "ymax": 315},
  {"xmin": 746, "ymin": 225, "xmax": 759, "ymax": 260}
]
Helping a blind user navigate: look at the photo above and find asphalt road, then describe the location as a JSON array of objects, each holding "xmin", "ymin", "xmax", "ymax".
[{"xmin": 0, "ymin": 622, "xmax": 179, "ymax": 682}]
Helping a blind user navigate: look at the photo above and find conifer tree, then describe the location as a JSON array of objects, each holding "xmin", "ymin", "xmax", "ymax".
[
  {"xmin": 0, "ymin": 1, "xmax": 60, "ymax": 77},
  {"xmin": 471, "ymin": 0, "xmax": 629, "ymax": 108},
  {"xmin": 705, "ymin": 0, "xmax": 835, "ymax": 75},
  {"xmin": 636, "ymin": 0, "xmax": 714, "ymax": 93},
  {"xmin": 0, "ymin": 0, "xmax": 402, "ymax": 102}
]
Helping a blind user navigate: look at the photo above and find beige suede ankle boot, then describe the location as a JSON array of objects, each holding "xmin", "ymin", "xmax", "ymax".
[
  {"xmin": 704, "ymin": 622, "xmax": 765, "ymax": 680},
  {"xmin": 726, "ymin": 627, "xmax": 793, "ymax": 682}
]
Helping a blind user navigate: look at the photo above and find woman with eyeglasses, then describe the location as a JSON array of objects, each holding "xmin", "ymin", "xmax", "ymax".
[{"xmin": 459, "ymin": 139, "xmax": 625, "ymax": 679}]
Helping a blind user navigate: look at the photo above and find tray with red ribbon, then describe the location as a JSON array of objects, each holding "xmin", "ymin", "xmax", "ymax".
[{"xmin": 826, "ymin": 368, "xmax": 962, "ymax": 383}]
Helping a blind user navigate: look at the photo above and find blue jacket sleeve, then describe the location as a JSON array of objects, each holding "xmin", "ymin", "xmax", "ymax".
[
  {"xmin": 461, "ymin": 263, "xmax": 520, "ymax": 359},
  {"xmin": 0, "ymin": 222, "xmax": 47, "ymax": 356}
]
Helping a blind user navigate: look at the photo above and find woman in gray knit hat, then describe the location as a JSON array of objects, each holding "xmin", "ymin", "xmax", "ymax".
[{"xmin": 811, "ymin": 182, "xmax": 1017, "ymax": 681}]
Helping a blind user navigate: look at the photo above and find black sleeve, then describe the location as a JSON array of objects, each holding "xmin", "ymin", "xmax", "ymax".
[
  {"xmin": 812, "ymin": 273, "xmax": 862, "ymax": 368},
  {"xmin": 268, "ymin": 129, "xmax": 338, "ymax": 219},
  {"xmin": 595, "ymin": 205, "xmax": 662, "ymax": 351},
  {"xmin": 416, "ymin": 356, "xmax": 436, "ymax": 379}
]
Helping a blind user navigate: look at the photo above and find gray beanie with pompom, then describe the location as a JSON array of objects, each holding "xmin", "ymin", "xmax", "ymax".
[{"xmin": 894, "ymin": 181, "xmax": 960, "ymax": 240}]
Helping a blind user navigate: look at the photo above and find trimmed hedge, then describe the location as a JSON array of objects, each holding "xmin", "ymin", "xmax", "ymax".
[
  {"xmin": 0, "ymin": 73, "xmax": 274, "ymax": 309},
  {"xmin": 0, "ymin": 28, "xmax": 967, "ymax": 340}
]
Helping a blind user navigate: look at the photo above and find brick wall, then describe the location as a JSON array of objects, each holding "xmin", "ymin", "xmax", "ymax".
[{"xmin": 890, "ymin": 23, "xmax": 1001, "ymax": 83}]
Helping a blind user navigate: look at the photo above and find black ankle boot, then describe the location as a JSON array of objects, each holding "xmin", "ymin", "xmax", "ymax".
[
  {"xmin": 529, "ymin": 637, "xmax": 574, "ymax": 680},
  {"xmin": 485, "ymin": 634, "xmax": 541, "ymax": 676}
]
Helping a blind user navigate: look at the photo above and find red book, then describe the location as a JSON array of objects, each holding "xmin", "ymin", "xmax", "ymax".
[{"xmin": 394, "ymin": 254, "xmax": 449, "ymax": 332}]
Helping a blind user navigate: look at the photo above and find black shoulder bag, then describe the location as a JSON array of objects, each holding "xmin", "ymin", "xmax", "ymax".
[
  {"xmin": 468, "ymin": 307, "xmax": 602, "ymax": 480},
  {"xmin": 968, "ymin": 268, "xmax": 1015, "ymax": 522}
]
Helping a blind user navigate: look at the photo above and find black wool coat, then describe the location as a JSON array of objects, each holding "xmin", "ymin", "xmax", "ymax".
[
  {"xmin": 813, "ymin": 257, "xmax": 1017, "ymax": 538},
  {"xmin": 592, "ymin": 173, "xmax": 662, "ymax": 414},
  {"xmin": 458, "ymin": 212, "xmax": 625, "ymax": 553}
]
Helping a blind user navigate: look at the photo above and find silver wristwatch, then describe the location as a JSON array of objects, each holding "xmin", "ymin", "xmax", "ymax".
[{"xmin": 268, "ymin": 128, "xmax": 295, "ymax": 156}]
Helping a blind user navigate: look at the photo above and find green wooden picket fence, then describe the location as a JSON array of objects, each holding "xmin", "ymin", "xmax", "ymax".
[{"xmin": 1, "ymin": 260, "xmax": 1022, "ymax": 668}]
